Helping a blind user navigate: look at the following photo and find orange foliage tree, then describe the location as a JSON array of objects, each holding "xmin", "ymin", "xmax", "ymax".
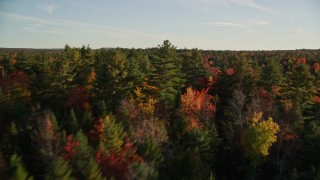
[{"xmin": 181, "ymin": 87, "xmax": 215, "ymax": 131}]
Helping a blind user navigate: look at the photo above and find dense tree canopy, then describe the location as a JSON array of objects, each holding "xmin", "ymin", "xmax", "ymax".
[{"xmin": 0, "ymin": 42, "xmax": 320, "ymax": 179}]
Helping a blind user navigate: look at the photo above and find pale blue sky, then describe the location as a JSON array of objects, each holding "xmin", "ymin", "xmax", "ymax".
[{"xmin": 0, "ymin": 0, "xmax": 319, "ymax": 50}]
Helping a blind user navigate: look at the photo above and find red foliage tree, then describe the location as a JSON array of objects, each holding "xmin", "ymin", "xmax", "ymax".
[
  {"xmin": 226, "ymin": 68, "xmax": 234, "ymax": 76},
  {"xmin": 10, "ymin": 71, "xmax": 30, "ymax": 90},
  {"xmin": 314, "ymin": 63, "xmax": 320, "ymax": 72},
  {"xmin": 64, "ymin": 87, "xmax": 90, "ymax": 111},
  {"xmin": 96, "ymin": 142, "xmax": 143, "ymax": 180},
  {"xmin": 258, "ymin": 88, "xmax": 273, "ymax": 106},
  {"xmin": 63, "ymin": 135, "xmax": 79, "ymax": 161}
]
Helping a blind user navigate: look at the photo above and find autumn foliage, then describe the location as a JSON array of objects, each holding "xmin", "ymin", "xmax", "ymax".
[
  {"xmin": 181, "ymin": 87, "xmax": 215, "ymax": 130},
  {"xmin": 64, "ymin": 135, "xmax": 80, "ymax": 160},
  {"xmin": 96, "ymin": 143, "xmax": 143, "ymax": 180},
  {"xmin": 1, "ymin": 43, "xmax": 320, "ymax": 179},
  {"xmin": 243, "ymin": 112, "xmax": 280, "ymax": 165}
]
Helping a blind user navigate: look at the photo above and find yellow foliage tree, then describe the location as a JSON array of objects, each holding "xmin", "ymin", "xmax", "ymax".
[
  {"xmin": 244, "ymin": 112, "xmax": 280, "ymax": 166},
  {"xmin": 120, "ymin": 87, "xmax": 167, "ymax": 144}
]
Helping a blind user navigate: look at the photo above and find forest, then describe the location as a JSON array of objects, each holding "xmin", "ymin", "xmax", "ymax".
[{"xmin": 0, "ymin": 40, "xmax": 320, "ymax": 180}]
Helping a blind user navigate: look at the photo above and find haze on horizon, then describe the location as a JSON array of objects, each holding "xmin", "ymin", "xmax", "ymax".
[{"xmin": 0, "ymin": 0, "xmax": 320, "ymax": 50}]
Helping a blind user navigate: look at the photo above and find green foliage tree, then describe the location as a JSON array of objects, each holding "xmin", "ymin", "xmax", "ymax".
[
  {"xmin": 97, "ymin": 115, "xmax": 125, "ymax": 152},
  {"xmin": 46, "ymin": 156, "xmax": 74, "ymax": 180},
  {"xmin": 94, "ymin": 48, "xmax": 130, "ymax": 110},
  {"xmin": 72, "ymin": 131, "xmax": 104, "ymax": 179},
  {"xmin": 83, "ymin": 158, "xmax": 105, "ymax": 180},
  {"xmin": 137, "ymin": 138, "xmax": 164, "ymax": 168},
  {"xmin": 149, "ymin": 40, "xmax": 185, "ymax": 117},
  {"xmin": 10, "ymin": 154, "xmax": 33, "ymax": 180},
  {"xmin": 130, "ymin": 161, "xmax": 159, "ymax": 180},
  {"xmin": 168, "ymin": 91, "xmax": 187, "ymax": 142},
  {"xmin": 68, "ymin": 108, "xmax": 79, "ymax": 134},
  {"xmin": 217, "ymin": 56, "xmax": 259, "ymax": 96},
  {"xmin": 170, "ymin": 86, "xmax": 218, "ymax": 180},
  {"xmin": 181, "ymin": 49, "xmax": 207, "ymax": 88},
  {"xmin": 283, "ymin": 64, "xmax": 315, "ymax": 126},
  {"xmin": 126, "ymin": 49, "xmax": 151, "ymax": 92},
  {"xmin": 31, "ymin": 110, "xmax": 60, "ymax": 178},
  {"xmin": 260, "ymin": 58, "xmax": 284, "ymax": 92}
]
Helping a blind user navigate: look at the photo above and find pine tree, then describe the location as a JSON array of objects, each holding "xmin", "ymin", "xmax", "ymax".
[
  {"xmin": 10, "ymin": 154, "xmax": 33, "ymax": 180},
  {"xmin": 81, "ymin": 111, "xmax": 95, "ymax": 132},
  {"xmin": 94, "ymin": 48, "xmax": 130, "ymax": 110},
  {"xmin": 149, "ymin": 40, "xmax": 185, "ymax": 118},
  {"xmin": 31, "ymin": 110, "xmax": 61, "ymax": 179},
  {"xmin": 181, "ymin": 49, "xmax": 207, "ymax": 88},
  {"xmin": 98, "ymin": 100, "xmax": 108, "ymax": 117},
  {"xmin": 97, "ymin": 115, "xmax": 125, "ymax": 152},
  {"xmin": 286, "ymin": 64, "xmax": 314, "ymax": 107},
  {"xmin": 46, "ymin": 156, "xmax": 74, "ymax": 180},
  {"xmin": 71, "ymin": 131, "xmax": 104, "ymax": 179},
  {"xmin": 68, "ymin": 108, "xmax": 79, "ymax": 134},
  {"xmin": 137, "ymin": 138, "xmax": 164, "ymax": 168},
  {"xmin": 260, "ymin": 57, "xmax": 284, "ymax": 92},
  {"xmin": 169, "ymin": 110, "xmax": 220, "ymax": 180},
  {"xmin": 83, "ymin": 158, "xmax": 104, "ymax": 180},
  {"xmin": 130, "ymin": 161, "xmax": 159, "ymax": 180},
  {"xmin": 168, "ymin": 91, "xmax": 187, "ymax": 142},
  {"xmin": 283, "ymin": 64, "xmax": 315, "ymax": 126},
  {"xmin": 126, "ymin": 49, "xmax": 151, "ymax": 92}
]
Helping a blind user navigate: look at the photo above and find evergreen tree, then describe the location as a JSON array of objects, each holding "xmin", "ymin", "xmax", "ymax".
[
  {"xmin": 283, "ymin": 64, "xmax": 315, "ymax": 126},
  {"xmin": 149, "ymin": 40, "xmax": 185, "ymax": 118},
  {"xmin": 126, "ymin": 49, "xmax": 151, "ymax": 92},
  {"xmin": 83, "ymin": 158, "xmax": 104, "ymax": 180},
  {"xmin": 286, "ymin": 64, "xmax": 314, "ymax": 108},
  {"xmin": 72, "ymin": 131, "xmax": 104, "ymax": 179},
  {"xmin": 137, "ymin": 138, "xmax": 164, "ymax": 168},
  {"xmin": 130, "ymin": 161, "xmax": 159, "ymax": 180},
  {"xmin": 260, "ymin": 57, "xmax": 284, "ymax": 92},
  {"xmin": 10, "ymin": 154, "xmax": 33, "ymax": 180},
  {"xmin": 80, "ymin": 111, "xmax": 95, "ymax": 132},
  {"xmin": 168, "ymin": 91, "xmax": 187, "ymax": 143},
  {"xmin": 46, "ymin": 156, "xmax": 74, "ymax": 180},
  {"xmin": 68, "ymin": 108, "xmax": 79, "ymax": 134},
  {"xmin": 97, "ymin": 115, "xmax": 125, "ymax": 152},
  {"xmin": 31, "ymin": 110, "xmax": 61, "ymax": 179},
  {"xmin": 181, "ymin": 49, "xmax": 207, "ymax": 89},
  {"xmin": 94, "ymin": 48, "xmax": 130, "ymax": 110}
]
